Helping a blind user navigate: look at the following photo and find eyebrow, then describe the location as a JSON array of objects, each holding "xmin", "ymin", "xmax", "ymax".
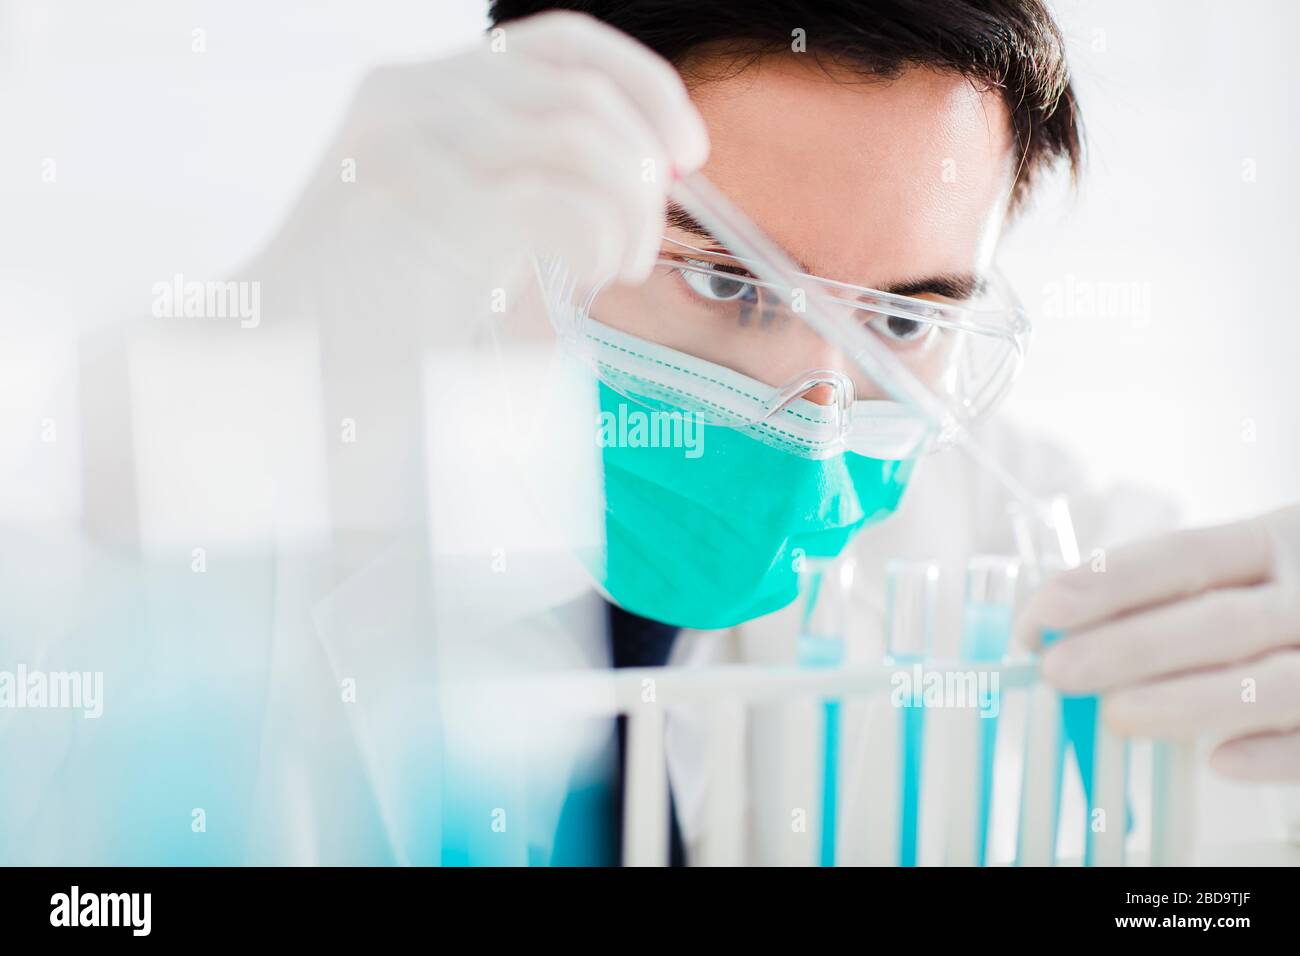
[
  {"xmin": 663, "ymin": 200, "xmax": 986, "ymax": 300},
  {"xmin": 665, "ymin": 200, "xmax": 731, "ymax": 252},
  {"xmin": 877, "ymin": 273, "xmax": 986, "ymax": 300}
]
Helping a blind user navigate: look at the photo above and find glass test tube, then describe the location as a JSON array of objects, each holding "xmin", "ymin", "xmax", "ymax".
[
  {"xmin": 961, "ymin": 555, "xmax": 1020, "ymax": 661},
  {"xmin": 1011, "ymin": 496, "xmax": 1114, "ymax": 864},
  {"xmin": 795, "ymin": 556, "xmax": 853, "ymax": 866},
  {"xmin": 961, "ymin": 555, "xmax": 1019, "ymax": 866},
  {"xmin": 884, "ymin": 559, "xmax": 940, "ymax": 866}
]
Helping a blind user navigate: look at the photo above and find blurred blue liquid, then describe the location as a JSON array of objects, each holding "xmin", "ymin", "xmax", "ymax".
[
  {"xmin": 798, "ymin": 633, "xmax": 843, "ymax": 867},
  {"xmin": 961, "ymin": 602, "xmax": 1013, "ymax": 867}
]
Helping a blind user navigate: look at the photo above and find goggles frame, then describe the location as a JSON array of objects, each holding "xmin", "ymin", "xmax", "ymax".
[{"xmin": 537, "ymin": 237, "xmax": 1032, "ymax": 439}]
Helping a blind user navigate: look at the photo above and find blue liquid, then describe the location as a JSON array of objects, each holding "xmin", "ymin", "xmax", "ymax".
[
  {"xmin": 1042, "ymin": 628, "xmax": 1133, "ymax": 865},
  {"xmin": 820, "ymin": 700, "xmax": 841, "ymax": 867},
  {"xmin": 961, "ymin": 603, "xmax": 1013, "ymax": 867},
  {"xmin": 962, "ymin": 605, "xmax": 1013, "ymax": 659},
  {"xmin": 797, "ymin": 633, "xmax": 845, "ymax": 669},
  {"xmin": 1042, "ymin": 627, "xmax": 1092, "ymax": 864},
  {"xmin": 898, "ymin": 700, "xmax": 926, "ymax": 866},
  {"xmin": 798, "ymin": 634, "xmax": 844, "ymax": 867}
]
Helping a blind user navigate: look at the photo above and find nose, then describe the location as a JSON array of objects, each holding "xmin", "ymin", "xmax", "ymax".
[{"xmin": 801, "ymin": 383, "xmax": 838, "ymax": 406}]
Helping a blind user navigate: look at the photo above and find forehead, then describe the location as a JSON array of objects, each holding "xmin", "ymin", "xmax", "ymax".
[{"xmin": 683, "ymin": 56, "xmax": 1017, "ymax": 286}]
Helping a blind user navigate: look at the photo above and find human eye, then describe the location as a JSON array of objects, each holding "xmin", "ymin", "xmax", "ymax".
[
  {"xmin": 677, "ymin": 258, "xmax": 758, "ymax": 304},
  {"xmin": 866, "ymin": 312, "xmax": 934, "ymax": 343}
]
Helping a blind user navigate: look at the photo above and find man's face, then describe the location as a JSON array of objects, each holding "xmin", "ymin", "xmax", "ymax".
[{"xmin": 593, "ymin": 56, "xmax": 1018, "ymax": 403}]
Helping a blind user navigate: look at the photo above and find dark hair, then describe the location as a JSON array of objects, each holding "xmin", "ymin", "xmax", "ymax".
[{"xmin": 489, "ymin": 0, "xmax": 1082, "ymax": 208}]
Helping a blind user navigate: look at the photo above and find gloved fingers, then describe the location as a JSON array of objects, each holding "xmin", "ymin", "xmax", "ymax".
[
  {"xmin": 499, "ymin": 118, "xmax": 666, "ymax": 282},
  {"xmin": 1102, "ymin": 649, "xmax": 1300, "ymax": 740},
  {"xmin": 499, "ymin": 172, "xmax": 628, "ymax": 285},
  {"xmin": 348, "ymin": 11, "xmax": 708, "ymax": 286},
  {"xmin": 1040, "ymin": 583, "xmax": 1295, "ymax": 694},
  {"xmin": 1014, "ymin": 517, "xmax": 1274, "ymax": 651},
  {"xmin": 489, "ymin": 66, "xmax": 671, "ymax": 282},
  {"xmin": 400, "ymin": 64, "xmax": 666, "ymax": 285},
  {"xmin": 1262, "ymin": 503, "xmax": 1300, "ymax": 591},
  {"xmin": 1209, "ymin": 728, "xmax": 1300, "ymax": 782},
  {"xmin": 432, "ymin": 47, "xmax": 682, "ymax": 281},
  {"xmin": 485, "ymin": 60, "xmax": 668, "ymax": 160},
  {"xmin": 507, "ymin": 11, "xmax": 709, "ymax": 175}
]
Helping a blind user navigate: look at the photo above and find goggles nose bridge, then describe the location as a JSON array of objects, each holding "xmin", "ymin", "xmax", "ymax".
[{"xmin": 769, "ymin": 369, "xmax": 856, "ymax": 428}]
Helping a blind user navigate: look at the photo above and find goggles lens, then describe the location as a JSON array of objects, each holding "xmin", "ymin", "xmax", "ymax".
[{"xmin": 539, "ymin": 240, "xmax": 1029, "ymax": 452}]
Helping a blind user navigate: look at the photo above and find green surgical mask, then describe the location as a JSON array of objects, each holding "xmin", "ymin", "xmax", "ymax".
[{"xmin": 582, "ymin": 382, "xmax": 915, "ymax": 630}]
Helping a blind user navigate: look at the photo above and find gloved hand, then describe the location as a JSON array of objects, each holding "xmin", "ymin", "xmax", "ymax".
[
  {"xmin": 1014, "ymin": 504, "xmax": 1300, "ymax": 782},
  {"xmin": 268, "ymin": 10, "xmax": 709, "ymax": 291}
]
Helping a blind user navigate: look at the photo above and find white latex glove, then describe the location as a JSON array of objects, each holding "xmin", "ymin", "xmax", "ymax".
[
  {"xmin": 1015, "ymin": 504, "xmax": 1300, "ymax": 782},
  {"xmin": 268, "ymin": 10, "xmax": 709, "ymax": 291}
]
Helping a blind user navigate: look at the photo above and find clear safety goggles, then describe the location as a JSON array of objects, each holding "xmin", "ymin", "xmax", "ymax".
[{"xmin": 538, "ymin": 236, "xmax": 1031, "ymax": 460}]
